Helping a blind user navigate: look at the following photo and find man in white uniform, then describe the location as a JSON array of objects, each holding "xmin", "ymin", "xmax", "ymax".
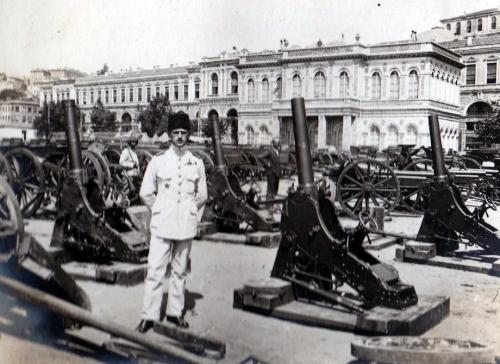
[
  {"xmin": 136, "ymin": 112, "xmax": 207, "ymax": 332},
  {"xmin": 119, "ymin": 134, "xmax": 140, "ymax": 178}
]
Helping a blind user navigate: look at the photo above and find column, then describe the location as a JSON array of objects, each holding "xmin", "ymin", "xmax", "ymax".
[
  {"xmin": 342, "ymin": 114, "xmax": 352, "ymax": 152},
  {"xmin": 318, "ymin": 114, "xmax": 326, "ymax": 148},
  {"xmin": 272, "ymin": 114, "xmax": 280, "ymax": 140}
]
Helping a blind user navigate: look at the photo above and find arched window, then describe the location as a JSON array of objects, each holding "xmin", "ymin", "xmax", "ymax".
[
  {"xmin": 387, "ymin": 125, "xmax": 399, "ymax": 146},
  {"xmin": 248, "ymin": 79, "xmax": 255, "ymax": 103},
  {"xmin": 274, "ymin": 77, "xmax": 282, "ymax": 99},
  {"xmin": 230, "ymin": 71, "xmax": 238, "ymax": 94},
  {"xmin": 369, "ymin": 125, "xmax": 381, "ymax": 148},
  {"xmin": 408, "ymin": 70, "xmax": 419, "ymax": 99},
  {"xmin": 466, "ymin": 20, "xmax": 471, "ymax": 33},
  {"xmin": 246, "ymin": 126, "xmax": 255, "ymax": 145},
  {"xmin": 292, "ymin": 74, "xmax": 301, "ymax": 97},
  {"xmin": 261, "ymin": 78, "xmax": 269, "ymax": 103},
  {"xmin": 493, "ymin": 16, "xmax": 497, "ymax": 30},
  {"xmin": 389, "ymin": 71, "xmax": 400, "ymax": 99},
  {"xmin": 446, "ymin": 23, "xmax": 451, "ymax": 30},
  {"xmin": 456, "ymin": 22, "xmax": 461, "ymax": 35},
  {"xmin": 314, "ymin": 71, "xmax": 326, "ymax": 98},
  {"xmin": 339, "ymin": 71, "xmax": 349, "ymax": 97},
  {"xmin": 211, "ymin": 73, "xmax": 219, "ymax": 95},
  {"xmin": 407, "ymin": 125, "xmax": 418, "ymax": 144},
  {"xmin": 371, "ymin": 72, "xmax": 381, "ymax": 100},
  {"xmin": 260, "ymin": 125, "xmax": 270, "ymax": 145}
]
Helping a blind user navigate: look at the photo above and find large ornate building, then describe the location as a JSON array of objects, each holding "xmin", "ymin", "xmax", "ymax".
[
  {"xmin": 34, "ymin": 39, "xmax": 464, "ymax": 152},
  {"xmin": 419, "ymin": 7, "xmax": 500, "ymax": 149}
]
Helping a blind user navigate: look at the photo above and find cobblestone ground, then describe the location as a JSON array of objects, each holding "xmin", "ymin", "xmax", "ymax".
[{"xmin": 1, "ymin": 180, "xmax": 499, "ymax": 363}]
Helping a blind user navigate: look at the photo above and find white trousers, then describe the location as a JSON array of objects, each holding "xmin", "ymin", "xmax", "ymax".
[{"xmin": 141, "ymin": 235, "xmax": 192, "ymax": 320}]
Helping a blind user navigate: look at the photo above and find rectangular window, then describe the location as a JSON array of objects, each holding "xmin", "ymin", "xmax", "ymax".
[
  {"xmin": 129, "ymin": 88, "xmax": 133, "ymax": 102},
  {"xmin": 83, "ymin": 91, "xmax": 87, "ymax": 105},
  {"xmin": 98, "ymin": 90, "xmax": 101, "ymax": 101},
  {"xmin": 113, "ymin": 89, "xmax": 117, "ymax": 103},
  {"xmin": 466, "ymin": 64, "xmax": 476, "ymax": 85},
  {"xmin": 478, "ymin": 19, "xmax": 483, "ymax": 31},
  {"xmin": 90, "ymin": 91, "xmax": 94, "ymax": 104},
  {"xmin": 174, "ymin": 85, "xmax": 178, "ymax": 100},
  {"xmin": 164, "ymin": 85, "xmax": 169, "ymax": 99},
  {"xmin": 487, "ymin": 62, "xmax": 496, "ymax": 84},
  {"xmin": 76, "ymin": 93, "xmax": 79, "ymax": 104},
  {"xmin": 66, "ymin": 92, "xmax": 70, "ymax": 99},
  {"xmin": 44, "ymin": 94, "xmax": 47, "ymax": 103},
  {"xmin": 138, "ymin": 87, "xmax": 142, "ymax": 102},
  {"xmin": 183, "ymin": 84, "xmax": 188, "ymax": 100},
  {"xmin": 121, "ymin": 88, "xmax": 125, "ymax": 103},
  {"xmin": 105, "ymin": 90, "xmax": 109, "ymax": 103},
  {"xmin": 156, "ymin": 86, "xmax": 160, "ymax": 98},
  {"xmin": 195, "ymin": 83, "xmax": 200, "ymax": 99},
  {"xmin": 146, "ymin": 87, "xmax": 151, "ymax": 102}
]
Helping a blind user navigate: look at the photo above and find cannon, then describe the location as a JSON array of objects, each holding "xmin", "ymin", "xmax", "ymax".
[
  {"xmin": 271, "ymin": 98, "xmax": 417, "ymax": 310},
  {"xmin": 203, "ymin": 114, "xmax": 280, "ymax": 233},
  {"xmin": 415, "ymin": 114, "xmax": 500, "ymax": 254},
  {"xmin": 50, "ymin": 100, "xmax": 149, "ymax": 263}
]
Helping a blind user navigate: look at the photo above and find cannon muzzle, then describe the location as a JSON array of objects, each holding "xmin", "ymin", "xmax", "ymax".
[
  {"xmin": 210, "ymin": 114, "xmax": 226, "ymax": 174},
  {"xmin": 291, "ymin": 97, "xmax": 316, "ymax": 197},
  {"xmin": 428, "ymin": 114, "xmax": 447, "ymax": 182},
  {"xmin": 62, "ymin": 100, "xmax": 83, "ymax": 185}
]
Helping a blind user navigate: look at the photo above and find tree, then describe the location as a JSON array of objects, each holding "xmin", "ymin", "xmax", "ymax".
[
  {"xmin": 96, "ymin": 63, "xmax": 109, "ymax": 75},
  {"xmin": 475, "ymin": 102, "xmax": 500, "ymax": 145},
  {"xmin": 90, "ymin": 99, "xmax": 117, "ymax": 132},
  {"xmin": 137, "ymin": 95, "xmax": 172, "ymax": 138},
  {"xmin": 0, "ymin": 89, "xmax": 24, "ymax": 100},
  {"xmin": 201, "ymin": 117, "xmax": 230, "ymax": 139},
  {"xmin": 33, "ymin": 101, "xmax": 81, "ymax": 138}
]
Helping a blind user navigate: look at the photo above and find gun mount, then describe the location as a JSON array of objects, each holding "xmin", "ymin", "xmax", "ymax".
[
  {"xmin": 50, "ymin": 100, "xmax": 149, "ymax": 263},
  {"xmin": 271, "ymin": 98, "xmax": 417, "ymax": 310},
  {"xmin": 203, "ymin": 114, "xmax": 280, "ymax": 233},
  {"xmin": 416, "ymin": 114, "xmax": 500, "ymax": 254}
]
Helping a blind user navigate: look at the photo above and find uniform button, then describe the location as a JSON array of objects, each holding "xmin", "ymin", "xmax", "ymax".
[
  {"xmin": 177, "ymin": 200, "xmax": 180, "ymax": 203},
  {"xmin": 178, "ymin": 191, "xmax": 181, "ymax": 195}
]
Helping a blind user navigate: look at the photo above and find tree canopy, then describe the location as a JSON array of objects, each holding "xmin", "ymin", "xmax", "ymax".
[
  {"xmin": 137, "ymin": 95, "xmax": 172, "ymax": 138},
  {"xmin": 90, "ymin": 99, "xmax": 117, "ymax": 132},
  {"xmin": 33, "ymin": 101, "xmax": 81, "ymax": 138},
  {"xmin": 475, "ymin": 103, "xmax": 500, "ymax": 145},
  {"xmin": 0, "ymin": 89, "xmax": 24, "ymax": 100}
]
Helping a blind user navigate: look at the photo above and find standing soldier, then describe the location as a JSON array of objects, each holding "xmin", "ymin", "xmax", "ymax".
[
  {"xmin": 136, "ymin": 112, "xmax": 207, "ymax": 332},
  {"xmin": 119, "ymin": 133, "xmax": 141, "ymax": 191},
  {"xmin": 259, "ymin": 137, "xmax": 281, "ymax": 198}
]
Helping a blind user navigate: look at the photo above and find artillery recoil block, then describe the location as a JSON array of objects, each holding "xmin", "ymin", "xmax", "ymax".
[
  {"xmin": 397, "ymin": 242, "xmax": 437, "ymax": 261},
  {"xmin": 234, "ymin": 279, "xmax": 449, "ymax": 335}
]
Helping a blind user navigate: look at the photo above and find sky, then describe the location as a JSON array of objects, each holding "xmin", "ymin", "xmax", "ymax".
[{"xmin": 1, "ymin": 0, "xmax": 499, "ymax": 77}]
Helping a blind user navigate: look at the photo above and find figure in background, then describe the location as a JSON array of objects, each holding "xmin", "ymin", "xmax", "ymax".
[{"xmin": 259, "ymin": 137, "xmax": 281, "ymax": 198}]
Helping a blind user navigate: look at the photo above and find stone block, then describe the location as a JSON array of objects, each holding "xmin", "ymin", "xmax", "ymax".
[{"xmin": 404, "ymin": 242, "xmax": 436, "ymax": 261}]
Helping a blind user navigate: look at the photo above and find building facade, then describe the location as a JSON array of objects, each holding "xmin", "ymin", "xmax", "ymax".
[
  {"xmin": 424, "ymin": 7, "xmax": 500, "ymax": 149},
  {"xmin": 0, "ymin": 98, "xmax": 39, "ymax": 140},
  {"xmin": 33, "ymin": 40, "xmax": 464, "ymax": 152}
]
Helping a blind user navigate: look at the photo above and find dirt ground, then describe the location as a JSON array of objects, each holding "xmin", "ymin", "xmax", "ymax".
[{"xmin": 1, "ymin": 179, "xmax": 500, "ymax": 363}]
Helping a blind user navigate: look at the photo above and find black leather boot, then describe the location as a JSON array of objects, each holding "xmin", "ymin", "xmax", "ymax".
[{"xmin": 135, "ymin": 319, "xmax": 154, "ymax": 333}]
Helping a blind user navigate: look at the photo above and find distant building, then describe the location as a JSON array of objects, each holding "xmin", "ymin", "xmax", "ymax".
[
  {"xmin": 0, "ymin": 73, "xmax": 27, "ymax": 93},
  {"xmin": 0, "ymin": 98, "xmax": 39, "ymax": 141},
  {"xmin": 30, "ymin": 68, "xmax": 86, "ymax": 98},
  {"xmin": 420, "ymin": 8, "xmax": 500, "ymax": 149}
]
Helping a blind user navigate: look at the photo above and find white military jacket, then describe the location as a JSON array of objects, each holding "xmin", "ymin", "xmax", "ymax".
[
  {"xmin": 119, "ymin": 146, "xmax": 140, "ymax": 177},
  {"xmin": 139, "ymin": 147, "xmax": 207, "ymax": 240}
]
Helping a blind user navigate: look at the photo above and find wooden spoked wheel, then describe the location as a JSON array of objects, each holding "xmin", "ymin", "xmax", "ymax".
[
  {"xmin": 0, "ymin": 177, "xmax": 24, "ymax": 243},
  {"xmin": 5, "ymin": 148, "xmax": 46, "ymax": 218},
  {"xmin": 86, "ymin": 150, "xmax": 112, "ymax": 198},
  {"xmin": 81, "ymin": 150, "xmax": 105, "ymax": 191},
  {"xmin": 403, "ymin": 158, "xmax": 433, "ymax": 171},
  {"xmin": 337, "ymin": 158, "xmax": 400, "ymax": 218}
]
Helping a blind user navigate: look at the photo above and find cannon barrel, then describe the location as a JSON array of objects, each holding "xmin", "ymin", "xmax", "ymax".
[
  {"xmin": 291, "ymin": 97, "xmax": 316, "ymax": 197},
  {"xmin": 62, "ymin": 100, "xmax": 83, "ymax": 185},
  {"xmin": 428, "ymin": 114, "xmax": 447, "ymax": 182},
  {"xmin": 210, "ymin": 114, "xmax": 226, "ymax": 173}
]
